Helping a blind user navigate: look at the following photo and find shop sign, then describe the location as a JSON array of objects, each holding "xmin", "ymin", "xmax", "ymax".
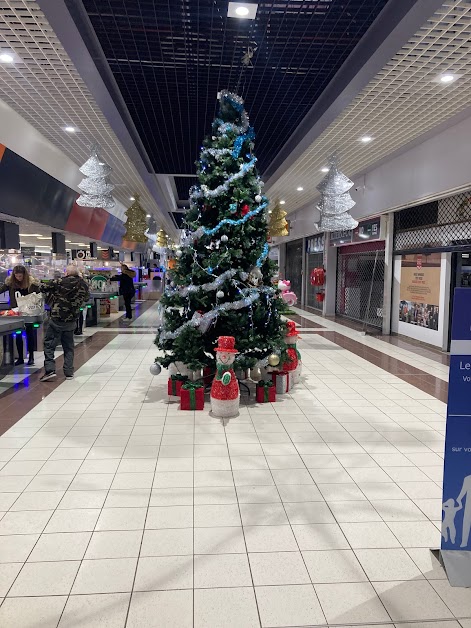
[
  {"xmin": 440, "ymin": 288, "xmax": 471, "ymax": 586},
  {"xmin": 90, "ymin": 274, "xmax": 108, "ymax": 291},
  {"xmin": 352, "ymin": 218, "xmax": 381, "ymax": 243},
  {"xmin": 399, "ymin": 253, "xmax": 441, "ymax": 331},
  {"xmin": 21, "ymin": 247, "xmax": 35, "ymax": 256},
  {"xmin": 307, "ymin": 234, "xmax": 324, "ymax": 253},
  {"xmin": 329, "ymin": 229, "xmax": 353, "ymax": 246}
]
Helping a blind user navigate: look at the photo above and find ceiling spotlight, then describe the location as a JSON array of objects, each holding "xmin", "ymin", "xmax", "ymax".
[
  {"xmin": 0, "ymin": 53, "xmax": 14, "ymax": 64},
  {"xmin": 146, "ymin": 214, "xmax": 151, "ymax": 218},
  {"xmin": 130, "ymin": 197, "xmax": 135, "ymax": 201},
  {"xmin": 297, "ymin": 186, "xmax": 304, "ymax": 191},
  {"xmin": 280, "ymin": 200, "xmax": 286, "ymax": 205},
  {"xmin": 321, "ymin": 167, "xmax": 329, "ymax": 173},
  {"xmin": 360, "ymin": 136, "xmax": 373, "ymax": 143},
  {"xmin": 440, "ymin": 74, "xmax": 455, "ymax": 83},
  {"xmin": 228, "ymin": 2, "xmax": 258, "ymax": 19},
  {"xmin": 64, "ymin": 126, "xmax": 76, "ymax": 133}
]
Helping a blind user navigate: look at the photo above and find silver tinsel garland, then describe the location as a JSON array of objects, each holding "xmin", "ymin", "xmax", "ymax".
[{"xmin": 159, "ymin": 286, "xmax": 276, "ymax": 341}]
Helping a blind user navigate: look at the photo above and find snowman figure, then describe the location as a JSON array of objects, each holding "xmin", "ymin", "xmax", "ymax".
[
  {"xmin": 281, "ymin": 321, "xmax": 302, "ymax": 385},
  {"xmin": 210, "ymin": 336, "xmax": 240, "ymax": 418}
]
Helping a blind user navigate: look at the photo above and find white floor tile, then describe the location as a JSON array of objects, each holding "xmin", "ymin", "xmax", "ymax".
[
  {"xmin": 58, "ymin": 592, "xmax": 131, "ymax": 628},
  {"xmin": 72, "ymin": 557, "xmax": 137, "ymax": 594},
  {"xmin": 255, "ymin": 584, "xmax": 325, "ymax": 627},
  {"xmin": 8, "ymin": 560, "xmax": 80, "ymax": 596},
  {"xmin": 194, "ymin": 587, "xmax": 259, "ymax": 628},
  {"xmin": 0, "ymin": 595, "xmax": 67, "ymax": 628},
  {"xmin": 128, "ymin": 590, "xmax": 193, "ymax": 628},
  {"xmin": 249, "ymin": 551, "xmax": 310, "ymax": 585}
]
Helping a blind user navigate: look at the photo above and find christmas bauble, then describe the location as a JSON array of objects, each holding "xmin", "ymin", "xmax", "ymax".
[
  {"xmin": 268, "ymin": 353, "xmax": 280, "ymax": 367},
  {"xmin": 216, "ymin": 290, "xmax": 224, "ymax": 299},
  {"xmin": 150, "ymin": 362, "xmax": 162, "ymax": 376},
  {"xmin": 221, "ymin": 235, "xmax": 228, "ymax": 243},
  {"xmin": 248, "ymin": 266, "xmax": 263, "ymax": 286},
  {"xmin": 250, "ymin": 367, "xmax": 262, "ymax": 382},
  {"xmin": 176, "ymin": 250, "xmax": 183, "ymax": 258},
  {"xmin": 255, "ymin": 194, "xmax": 262, "ymax": 203}
]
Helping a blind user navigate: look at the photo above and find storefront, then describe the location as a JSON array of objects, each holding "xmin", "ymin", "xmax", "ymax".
[
  {"xmin": 333, "ymin": 218, "xmax": 385, "ymax": 328},
  {"xmin": 305, "ymin": 233, "xmax": 325, "ymax": 311},
  {"xmin": 284, "ymin": 238, "xmax": 304, "ymax": 305},
  {"xmin": 391, "ymin": 192, "xmax": 471, "ymax": 350}
]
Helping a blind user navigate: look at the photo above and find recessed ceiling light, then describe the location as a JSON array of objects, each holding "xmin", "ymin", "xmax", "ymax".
[
  {"xmin": 227, "ymin": 2, "xmax": 258, "ymax": 19},
  {"xmin": 321, "ymin": 167, "xmax": 329, "ymax": 173},
  {"xmin": 130, "ymin": 197, "xmax": 135, "ymax": 201},
  {"xmin": 297, "ymin": 186, "xmax": 304, "ymax": 191},
  {"xmin": 280, "ymin": 200, "xmax": 286, "ymax": 205},
  {"xmin": 146, "ymin": 214, "xmax": 151, "ymax": 218},
  {"xmin": 64, "ymin": 126, "xmax": 76, "ymax": 133},
  {"xmin": 440, "ymin": 74, "xmax": 455, "ymax": 83},
  {"xmin": 0, "ymin": 53, "xmax": 14, "ymax": 64},
  {"xmin": 360, "ymin": 136, "xmax": 373, "ymax": 143}
]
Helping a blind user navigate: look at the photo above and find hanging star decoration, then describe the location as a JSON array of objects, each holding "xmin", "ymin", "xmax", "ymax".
[{"xmin": 315, "ymin": 155, "xmax": 358, "ymax": 232}]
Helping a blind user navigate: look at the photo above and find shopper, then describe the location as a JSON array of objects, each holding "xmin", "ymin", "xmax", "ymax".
[
  {"xmin": 39, "ymin": 265, "xmax": 90, "ymax": 381},
  {"xmin": 0, "ymin": 265, "xmax": 40, "ymax": 365},
  {"xmin": 110, "ymin": 264, "xmax": 136, "ymax": 320}
]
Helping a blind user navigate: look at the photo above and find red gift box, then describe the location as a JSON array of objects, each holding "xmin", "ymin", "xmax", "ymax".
[
  {"xmin": 256, "ymin": 381, "xmax": 276, "ymax": 403},
  {"xmin": 168, "ymin": 374, "xmax": 188, "ymax": 398},
  {"xmin": 180, "ymin": 382, "xmax": 205, "ymax": 410}
]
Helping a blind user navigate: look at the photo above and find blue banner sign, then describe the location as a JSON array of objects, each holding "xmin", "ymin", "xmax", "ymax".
[{"xmin": 441, "ymin": 288, "xmax": 471, "ymax": 586}]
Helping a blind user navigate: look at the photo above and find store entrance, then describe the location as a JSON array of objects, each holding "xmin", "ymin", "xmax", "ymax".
[
  {"xmin": 448, "ymin": 251, "xmax": 471, "ymax": 349},
  {"xmin": 285, "ymin": 239, "xmax": 303, "ymax": 304}
]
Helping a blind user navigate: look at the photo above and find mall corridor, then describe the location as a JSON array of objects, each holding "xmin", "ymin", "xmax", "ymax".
[{"xmin": 0, "ymin": 303, "xmax": 465, "ymax": 628}]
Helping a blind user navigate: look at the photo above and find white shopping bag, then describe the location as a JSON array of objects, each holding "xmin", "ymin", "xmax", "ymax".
[{"xmin": 15, "ymin": 291, "xmax": 44, "ymax": 317}]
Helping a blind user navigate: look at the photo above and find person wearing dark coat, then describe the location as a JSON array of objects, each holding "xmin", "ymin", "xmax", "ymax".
[
  {"xmin": 0, "ymin": 265, "xmax": 40, "ymax": 365},
  {"xmin": 110, "ymin": 264, "xmax": 136, "ymax": 320}
]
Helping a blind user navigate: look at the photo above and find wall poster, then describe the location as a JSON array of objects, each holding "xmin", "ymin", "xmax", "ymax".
[{"xmin": 399, "ymin": 253, "xmax": 441, "ymax": 330}]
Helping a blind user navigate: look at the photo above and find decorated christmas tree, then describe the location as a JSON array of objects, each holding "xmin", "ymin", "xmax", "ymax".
[
  {"xmin": 77, "ymin": 145, "xmax": 115, "ymax": 210},
  {"xmin": 268, "ymin": 199, "xmax": 289, "ymax": 237},
  {"xmin": 316, "ymin": 155, "xmax": 358, "ymax": 231},
  {"xmin": 155, "ymin": 91, "xmax": 288, "ymax": 371},
  {"xmin": 123, "ymin": 194, "xmax": 148, "ymax": 243}
]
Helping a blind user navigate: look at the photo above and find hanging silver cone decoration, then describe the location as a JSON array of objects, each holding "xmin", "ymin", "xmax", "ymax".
[
  {"xmin": 76, "ymin": 145, "xmax": 115, "ymax": 210},
  {"xmin": 315, "ymin": 155, "xmax": 358, "ymax": 232}
]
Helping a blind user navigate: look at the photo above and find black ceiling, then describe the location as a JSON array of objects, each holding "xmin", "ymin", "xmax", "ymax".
[{"xmin": 81, "ymin": 0, "xmax": 390, "ymax": 176}]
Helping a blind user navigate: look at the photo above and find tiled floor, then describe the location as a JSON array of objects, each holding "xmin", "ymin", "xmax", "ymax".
[{"xmin": 0, "ymin": 302, "xmax": 465, "ymax": 628}]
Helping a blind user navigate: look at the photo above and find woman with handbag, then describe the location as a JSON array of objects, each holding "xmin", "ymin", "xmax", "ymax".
[{"xmin": 0, "ymin": 265, "xmax": 40, "ymax": 365}]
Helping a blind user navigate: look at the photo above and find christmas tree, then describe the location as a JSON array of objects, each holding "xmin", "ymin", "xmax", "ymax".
[
  {"xmin": 123, "ymin": 194, "xmax": 148, "ymax": 243},
  {"xmin": 155, "ymin": 90, "xmax": 288, "ymax": 371},
  {"xmin": 316, "ymin": 155, "xmax": 358, "ymax": 231},
  {"xmin": 268, "ymin": 199, "xmax": 289, "ymax": 237},
  {"xmin": 77, "ymin": 145, "xmax": 115, "ymax": 210}
]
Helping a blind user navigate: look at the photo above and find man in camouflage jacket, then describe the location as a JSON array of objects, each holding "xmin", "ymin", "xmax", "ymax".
[{"xmin": 39, "ymin": 266, "xmax": 90, "ymax": 381}]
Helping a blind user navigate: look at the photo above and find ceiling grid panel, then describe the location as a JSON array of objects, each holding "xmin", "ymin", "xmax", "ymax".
[
  {"xmin": 266, "ymin": 0, "xmax": 471, "ymax": 213},
  {"xmin": 0, "ymin": 0, "xmax": 169, "ymax": 227}
]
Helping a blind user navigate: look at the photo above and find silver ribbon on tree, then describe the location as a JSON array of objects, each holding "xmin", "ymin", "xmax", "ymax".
[{"xmin": 315, "ymin": 155, "xmax": 358, "ymax": 231}]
